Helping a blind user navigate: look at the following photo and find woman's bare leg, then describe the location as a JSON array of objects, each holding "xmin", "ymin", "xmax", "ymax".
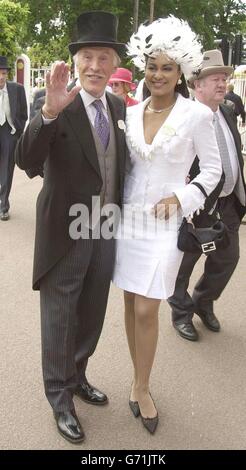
[
  {"xmin": 134, "ymin": 294, "xmax": 160, "ymax": 418},
  {"xmin": 124, "ymin": 290, "xmax": 138, "ymax": 401}
]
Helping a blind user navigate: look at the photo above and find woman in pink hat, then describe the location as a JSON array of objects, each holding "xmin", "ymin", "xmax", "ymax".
[{"xmin": 109, "ymin": 67, "xmax": 139, "ymax": 106}]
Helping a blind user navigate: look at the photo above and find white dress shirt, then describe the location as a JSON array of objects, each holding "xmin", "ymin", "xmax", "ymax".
[
  {"xmin": 79, "ymin": 89, "xmax": 109, "ymax": 125},
  {"xmin": 0, "ymin": 84, "xmax": 16, "ymax": 134}
]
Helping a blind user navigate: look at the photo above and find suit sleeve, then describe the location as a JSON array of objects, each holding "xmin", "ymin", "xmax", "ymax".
[
  {"xmin": 174, "ymin": 106, "xmax": 222, "ymax": 218},
  {"xmin": 238, "ymin": 97, "xmax": 245, "ymax": 123},
  {"xmin": 15, "ymin": 109, "xmax": 57, "ymax": 170},
  {"xmin": 19, "ymin": 85, "xmax": 28, "ymax": 132}
]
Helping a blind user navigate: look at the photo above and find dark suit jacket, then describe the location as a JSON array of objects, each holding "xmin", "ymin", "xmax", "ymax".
[
  {"xmin": 190, "ymin": 104, "xmax": 246, "ymax": 222},
  {"xmin": 26, "ymin": 81, "xmax": 77, "ymax": 177},
  {"xmin": 224, "ymin": 91, "xmax": 245, "ymax": 123},
  {"xmin": 30, "ymin": 88, "xmax": 46, "ymax": 120},
  {"xmin": 6, "ymin": 81, "xmax": 28, "ymax": 136},
  {"xmin": 15, "ymin": 92, "xmax": 127, "ymax": 289}
]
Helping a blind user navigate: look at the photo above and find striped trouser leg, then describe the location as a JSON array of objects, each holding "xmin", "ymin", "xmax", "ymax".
[
  {"xmin": 40, "ymin": 238, "xmax": 93, "ymax": 412},
  {"xmin": 75, "ymin": 237, "xmax": 115, "ymax": 383},
  {"xmin": 40, "ymin": 235, "xmax": 115, "ymax": 411}
]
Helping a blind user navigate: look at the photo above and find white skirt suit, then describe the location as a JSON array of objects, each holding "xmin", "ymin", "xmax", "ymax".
[{"xmin": 113, "ymin": 94, "xmax": 222, "ymax": 299}]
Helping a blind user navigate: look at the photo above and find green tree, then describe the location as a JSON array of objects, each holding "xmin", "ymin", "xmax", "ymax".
[
  {"xmin": 0, "ymin": 0, "xmax": 29, "ymax": 67},
  {"xmin": 150, "ymin": 0, "xmax": 246, "ymax": 48},
  {"xmin": 15, "ymin": 0, "xmax": 246, "ymax": 66},
  {"xmin": 18, "ymin": 0, "xmax": 134, "ymax": 65},
  {"xmin": 212, "ymin": 0, "xmax": 246, "ymax": 40}
]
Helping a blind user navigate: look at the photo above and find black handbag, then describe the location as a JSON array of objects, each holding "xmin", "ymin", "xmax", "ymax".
[{"xmin": 177, "ymin": 182, "xmax": 230, "ymax": 255}]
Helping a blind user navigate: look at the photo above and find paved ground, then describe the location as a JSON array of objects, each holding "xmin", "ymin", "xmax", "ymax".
[{"xmin": 1, "ymin": 167, "xmax": 246, "ymax": 450}]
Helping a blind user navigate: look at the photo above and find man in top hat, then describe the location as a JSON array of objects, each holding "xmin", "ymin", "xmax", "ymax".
[
  {"xmin": 168, "ymin": 50, "xmax": 246, "ymax": 341},
  {"xmin": 0, "ymin": 56, "xmax": 27, "ymax": 220},
  {"xmin": 15, "ymin": 11, "xmax": 127, "ymax": 443}
]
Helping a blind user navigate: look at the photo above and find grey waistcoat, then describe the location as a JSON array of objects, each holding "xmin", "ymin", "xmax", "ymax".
[{"xmin": 90, "ymin": 107, "xmax": 120, "ymax": 207}]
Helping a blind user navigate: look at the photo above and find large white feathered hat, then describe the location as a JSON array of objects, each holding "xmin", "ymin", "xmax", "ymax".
[{"xmin": 127, "ymin": 16, "xmax": 203, "ymax": 77}]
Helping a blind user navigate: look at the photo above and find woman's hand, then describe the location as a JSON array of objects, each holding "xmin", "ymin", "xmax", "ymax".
[
  {"xmin": 152, "ymin": 195, "xmax": 181, "ymax": 220},
  {"xmin": 185, "ymin": 174, "xmax": 190, "ymax": 184},
  {"xmin": 42, "ymin": 61, "xmax": 82, "ymax": 118}
]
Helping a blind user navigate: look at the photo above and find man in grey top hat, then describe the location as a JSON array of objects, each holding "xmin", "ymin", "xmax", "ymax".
[
  {"xmin": 0, "ymin": 56, "xmax": 27, "ymax": 220},
  {"xmin": 15, "ymin": 11, "xmax": 127, "ymax": 443},
  {"xmin": 168, "ymin": 50, "xmax": 246, "ymax": 342}
]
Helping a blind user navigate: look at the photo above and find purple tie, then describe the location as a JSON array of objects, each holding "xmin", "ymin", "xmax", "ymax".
[{"xmin": 92, "ymin": 100, "xmax": 110, "ymax": 150}]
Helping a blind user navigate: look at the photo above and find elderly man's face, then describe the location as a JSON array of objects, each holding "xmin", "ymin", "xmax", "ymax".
[
  {"xmin": 195, "ymin": 73, "xmax": 227, "ymax": 108},
  {"xmin": 0, "ymin": 69, "xmax": 8, "ymax": 89},
  {"xmin": 76, "ymin": 47, "xmax": 117, "ymax": 98}
]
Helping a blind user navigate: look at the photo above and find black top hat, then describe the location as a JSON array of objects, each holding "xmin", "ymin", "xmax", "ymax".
[
  {"xmin": 0, "ymin": 56, "xmax": 11, "ymax": 70},
  {"xmin": 68, "ymin": 11, "xmax": 126, "ymax": 56}
]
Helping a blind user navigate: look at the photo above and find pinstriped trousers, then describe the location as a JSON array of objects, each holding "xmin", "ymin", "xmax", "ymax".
[
  {"xmin": 0, "ymin": 122, "xmax": 17, "ymax": 213},
  {"xmin": 40, "ymin": 235, "xmax": 115, "ymax": 412}
]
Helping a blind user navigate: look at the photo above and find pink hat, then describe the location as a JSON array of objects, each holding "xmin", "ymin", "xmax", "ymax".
[{"xmin": 109, "ymin": 68, "xmax": 136, "ymax": 90}]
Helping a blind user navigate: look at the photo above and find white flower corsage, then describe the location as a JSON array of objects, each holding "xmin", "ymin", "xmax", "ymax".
[
  {"xmin": 161, "ymin": 125, "xmax": 176, "ymax": 138},
  {"xmin": 118, "ymin": 120, "xmax": 126, "ymax": 132}
]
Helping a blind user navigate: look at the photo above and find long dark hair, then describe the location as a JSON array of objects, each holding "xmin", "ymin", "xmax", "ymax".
[
  {"xmin": 143, "ymin": 80, "xmax": 151, "ymax": 100},
  {"xmin": 175, "ymin": 73, "xmax": 189, "ymax": 98}
]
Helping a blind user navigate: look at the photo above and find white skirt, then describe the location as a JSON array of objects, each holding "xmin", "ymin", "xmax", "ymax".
[{"xmin": 112, "ymin": 210, "xmax": 183, "ymax": 299}]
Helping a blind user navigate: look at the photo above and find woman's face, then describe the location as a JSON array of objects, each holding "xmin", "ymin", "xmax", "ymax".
[
  {"xmin": 110, "ymin": 81, "xmax": 125, "ymax": 97},
  {"xmin": 145, "ymin": 53, "xmax": 181, "ymax": 98}
]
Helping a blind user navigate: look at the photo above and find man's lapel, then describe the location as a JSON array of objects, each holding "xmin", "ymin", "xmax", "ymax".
[
  {"xmin": 64, "ymin": 94, "xmax": 101, "ymax": 177},
  {"xmin": 220, "ymin": 104, "xmax": 246, "ymax": 202},
  {"xmin": 220, "ymin": 104, "xmax": 243, "ymax": 165},
  {"xmin": 106, "ymin": 92, "xmax": 126, "ymax": 179},
  {"xmin": 7, "ymin": 81, "xmax": 17, "ymax": 120}
]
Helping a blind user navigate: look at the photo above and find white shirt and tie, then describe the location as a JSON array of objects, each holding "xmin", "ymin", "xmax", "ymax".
[
  {"xmin": 0, "ymin": 88, "xmax": 6, "ymax": 125},
  {"xmin": 0, "ymin": 85, "xmax": 16, "ymax": 134},
  {"xmin": 79, "ymin": 88, "xmax": 108, "ymax": 126},
  {"xmin": 213, "ymin": 109, "xmax": 238, "ymax": 197}
]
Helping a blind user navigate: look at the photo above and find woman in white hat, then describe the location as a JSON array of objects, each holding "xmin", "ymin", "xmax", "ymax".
[{"xmin": 113, "ymin": 16, "xmax": 222, "ymax": 434}]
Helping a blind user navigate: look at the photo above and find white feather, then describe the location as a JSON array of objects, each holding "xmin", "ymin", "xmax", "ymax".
[{"xmin": 127, "ymin": 16, "xmax": 202, "ymax": 77}]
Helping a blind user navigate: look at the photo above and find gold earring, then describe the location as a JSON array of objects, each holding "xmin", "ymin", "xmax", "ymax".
[{"xmin": 177, "ymin": 78, "xmax": 182, "ymax": 85}]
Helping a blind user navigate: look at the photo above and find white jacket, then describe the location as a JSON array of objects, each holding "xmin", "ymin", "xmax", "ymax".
[{"xmin": 124, "ymin": 93, "xmax": 222, "ymax": 218}]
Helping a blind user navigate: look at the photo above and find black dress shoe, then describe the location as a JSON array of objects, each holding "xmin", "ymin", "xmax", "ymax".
[
  {"xmin": 129, "ymin": 400, "xmax": 140, "ymax": 417},
  {"xmin": 75, "ymin": 382, "xmax": 108, "ymax": 406},
  {"xmin": 196, "ymin": 310, "xmax": 220, "ymax": 332},
  {"xmin": 54, "ymin": 409, "xmax": 85, "ymax": 444},
  {"xmin": 0, "ymin": 211, "xmax": 9, "ymax": 221},
  {"xmin": 173, "ymin": 322, "xmax": 198, "ymax": 341}
]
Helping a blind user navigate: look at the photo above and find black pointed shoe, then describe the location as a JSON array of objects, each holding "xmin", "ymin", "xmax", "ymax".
[
  {"xmin": 54, "ymin": 409, "xmax": 85, "ymax": 444},
  {"xmin": 0, "ymin": 211, "xmax": 9, "ymax": 221},
  {"xmin": 196, "ymin": 310, "xmax": 220, "ymax": 332},
  {"xmin": 141, "ymin": 413, "xmax": 159, "ymax": 434},
  {"xmin": 75, "ymin": 382, "xmax": 108, "ymax": 406},
  {"xmin": 129, "ymin": 400, "xmax": 140, "ymax": 417},
  {"xmin": 173, "ymin": 322, "xmax": 199, "ymax": 341}
]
